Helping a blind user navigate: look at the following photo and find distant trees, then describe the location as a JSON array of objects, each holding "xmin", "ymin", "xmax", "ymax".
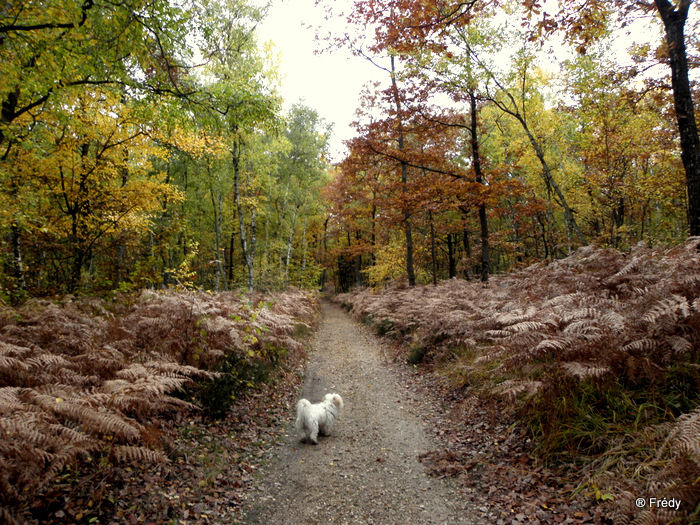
[
  {"xmin": 0, "ymin": 0, "xmax": 331, "ymax": 299},
  {"xmin": 320, "ymin": 0, "xmax": 694, "ymax": 289}
]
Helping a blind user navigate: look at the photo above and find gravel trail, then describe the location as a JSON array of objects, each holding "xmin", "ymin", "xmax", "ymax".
[{"xmin": 241, "ymin": 302, "xmax": 476, "ymax": 524}]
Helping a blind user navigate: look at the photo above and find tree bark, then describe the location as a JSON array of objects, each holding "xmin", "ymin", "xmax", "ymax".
[
  {"xmin": 461, "ymin": 209, "xmax": 474, "ymax": 280},
  {"xmin": 232, "ymin": 136, "xmax": 255, "ymax": 291},
  {"xmin": 447, "ymin": 233, "xmax": 457, "ymax": 278},
  {"xmin": 301, "ymin": 206, "xmax": 309, "ymax": 279},
  {"xmin": 210, "ymin": 177, "xmax": 226, "ymax": 292},
  {"xmin": 469, "ymin": 90, "xmax": 490, "ymax": 282},
  {"xmin": 10, "ymin": 221, "xmax": 27, "ymax": 299},
  {"xmin": 655, "ymin": 0, "xmax": 700, "ymax": 236},
  {"xmin": 228, "ymin": 231, "xmax": 235, "ymax": 283},
  {"xmin": 285, "ymin": 204, "xmax": 298, "ymax": 284},
  {"xmin": 429, "ymin": 211, "xmax": 438, "ymax": 285},
  {"xmin": 390, "ymin": 55, "xmax": 416, "ymax": 286}
]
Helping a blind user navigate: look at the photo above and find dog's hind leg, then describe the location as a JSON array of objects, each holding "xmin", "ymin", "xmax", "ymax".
[{"xmin": 309, "ymin": 420, "xmax": 319, "ymax": 445}]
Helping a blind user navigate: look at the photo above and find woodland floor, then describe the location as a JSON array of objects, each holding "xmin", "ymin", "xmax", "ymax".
[
  {"xmin": 239, "ymin": 301, "xmax": 477, "ymax": 524},
  {"xmin": 65, "ymin": 299, "xmax": 602, "ymax": 524}
]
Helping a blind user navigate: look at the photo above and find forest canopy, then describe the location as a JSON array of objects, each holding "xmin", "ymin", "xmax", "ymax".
[
  {"xmin": 0, "ymin": 0, "xmax": 331, "ymax": 299},
  {"xmin": 1, "ymin": 0, "xmax": 698, "ymax": 298}
]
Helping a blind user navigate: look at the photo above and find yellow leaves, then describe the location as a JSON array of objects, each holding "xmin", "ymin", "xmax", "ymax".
[
  {"xmin": 363, "ymin": 236, "xmax": 408, "ymax": 287},
  {"xmin": 1, "ymin": 86, "xmax": 182, "ymax": 246},
  {"xmin": 163, "ymin": 127, "xmax": 228, "ymax": 160}
]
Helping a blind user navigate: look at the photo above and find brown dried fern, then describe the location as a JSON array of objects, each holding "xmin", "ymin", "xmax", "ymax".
[
  {"xmin": 0, "ymin": 288, "xmax": 318, "ymax": 518},
  {"xmin": 338, "ymin": 239, "xmax": 700, "ymax": 522}
]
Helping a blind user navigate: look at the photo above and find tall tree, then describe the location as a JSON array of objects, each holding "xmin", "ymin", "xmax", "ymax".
[
  {"xmin": 484, "ymin": 50, "xmax": 587, "ymax": 247},
  {"xmin": 389, "ymin": 55, "xmax": 418, "ymax": 286},
  {"xmin": 649, "ymin": 0, "xmax": 699, "ymax": 235},
  {"xmin": 529, "ymin": 0, "xmax": 699, "ymax": 234},
  {"xmin": 0, "ymin": 0, "xmax": 196, "ymax": 147}
]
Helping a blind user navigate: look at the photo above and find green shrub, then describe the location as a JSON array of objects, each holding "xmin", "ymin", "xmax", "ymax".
[{"xmin": 193, "ymin": 352, "xmax": 272, "ymax": 419}]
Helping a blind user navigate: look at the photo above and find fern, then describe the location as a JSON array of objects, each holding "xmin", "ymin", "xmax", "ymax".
[
  {"xmin": 337, "ymin": 239, "xmax": 700, "ymax": 523},
  {"xmin": 562, "ymin": 362, "xmax": 610, "ymax": 380},
  {"xmin": 623, "ymin": 338, "xmax": 659, "ymax": 354},
  {"xmin": 113, "ymin": 445, "xmax": 168, "ymax": 464},
  {"xmin": 0, "ymin": 288, "xmax": 318, "ymax": 518},
  {"xmin": 492, "ymin": 379, "xmax": 543, "ymax": 398},
  {"xmin": 641, "ymin": 295, "xmax": 690, "ymax": 324}
]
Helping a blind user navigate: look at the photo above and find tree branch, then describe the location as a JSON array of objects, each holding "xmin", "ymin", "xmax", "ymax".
[{"xmin": 0, "ymin": 0, "xmax": 94, "ymax": 34}]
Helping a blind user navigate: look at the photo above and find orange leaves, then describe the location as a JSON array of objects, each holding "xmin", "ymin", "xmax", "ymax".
[{"xmin": 340, "ymin": 0, "xmax": 482, "ymax": 55}]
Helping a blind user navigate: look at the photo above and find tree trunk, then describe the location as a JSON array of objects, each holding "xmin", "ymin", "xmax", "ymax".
[
  {"xmin": 210, "ymin": 179, "xmax": 225, "ymax": 292},
  {"xmin": 469, "ymin": 90, "xmax": 490, "ymax": 282},
  {"xmin": 390, "ymin": 55, "xmax": 416, "ymax": 286},
  {"xmin": 461, "ymin": 209, "xmax": 474, "ymax": 281},
  {"xmin": 520, "ymin": 116, "xmax": 586, "ymax": 246},
  {"xmin": 370, "ymin": 201, "xmax": 377, "ymax": 266},
  {"xmin": 429, "ymin": 211, "xmax": 438, "ymax": 285},
  {"xmin": 228, "ymin": 231, "xmax": 235, "ymax": 284},
  {"xmin": 277, "ymin": 175, "xmax": 293, "ymax": 276},
  {"xmin": 10, "ymin": 221, "xmax": 27, "ymax": 299},
  {"xmin": 232, "ymin": 137, "xmax": 255, "ymax": 291},
  {"xmin": 301, "ymin": 201, "xmax": 309, "ymax": 279},
  {"xmin": 285, "ymin": 205, "xmax": 298, "ymax": 284},
  {"xmin": 249, "ymin": 208, "xmax": 257, "ymax": 290},
  {"xmin": 447, "ymin": 233, "xmax": 457, "ymax": 278},
  {"xmin": 655, "ymin": 0, "xmax": 700, "ymax": 236},
  {"xmin": 354, "ymin": 232, "xmax": 362, "ymax": 286}
]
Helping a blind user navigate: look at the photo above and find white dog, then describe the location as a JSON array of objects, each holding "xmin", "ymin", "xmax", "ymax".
[{"xmin": 295, "ymin": 393, "xmax": 343, "ymax": 444}]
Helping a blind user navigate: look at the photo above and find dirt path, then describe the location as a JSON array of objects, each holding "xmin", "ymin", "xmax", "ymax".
[{"xmin": 241, "ymin": 302, "xmax": 476, "ymax": 524}]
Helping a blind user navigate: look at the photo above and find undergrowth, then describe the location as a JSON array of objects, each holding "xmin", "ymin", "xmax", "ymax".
[
  {"xmin": 0, "ymin": 287, "xmax": 317, "ymax": 524},
  {"xmin": 336, "ymin": 238, "xmax": 700, "ymax": 524}
]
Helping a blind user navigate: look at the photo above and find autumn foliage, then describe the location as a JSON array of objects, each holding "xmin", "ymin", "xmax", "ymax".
[
  {"xmin": 319, "ymin": 0, "xmax": 694, "ymax": 291},
  {"xmin": 337, "ymin": 239, "xmax": 700, "ymax": 523},
  {"xmin": 0, "ymin": 289, "xmax": 316, "ymax": 523}
]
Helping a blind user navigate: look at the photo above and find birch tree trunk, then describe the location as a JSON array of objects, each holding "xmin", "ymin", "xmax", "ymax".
[
  {"xmin": 232, "ymin": 137, "xmax": 255, "ymax": 291},
  {"xmin": 285, "ymin": 204, "xmax": 298, "ymax": 284},
  {"xmin": 210, "ymin": 179, "xmax": 225, "ymax": 292},
  {"xmin": 301, "ymin": 200, "xmax": 309, "ymax": 278}
]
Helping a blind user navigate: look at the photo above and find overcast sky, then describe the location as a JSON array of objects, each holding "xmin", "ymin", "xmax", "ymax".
[
  {"xmin": 255, "ymin": 0, "xmax": 381, "ymax": 162},
  {"xmin": 254, "ymin": 0, "xmax": 688, "ymax": 162}
]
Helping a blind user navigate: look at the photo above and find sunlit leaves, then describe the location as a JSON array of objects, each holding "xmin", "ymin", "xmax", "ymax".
[{"xmin": 0, "ymin": 0, "xmax": 197, "ymax": 140}]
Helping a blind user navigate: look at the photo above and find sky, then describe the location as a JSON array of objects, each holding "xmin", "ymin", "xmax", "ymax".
[
  {"xmin": 254, "ymin": 0, "xmax": 690, "ymax": 162},
  {"xmin": 255, "ymin": 0, "xmax": 380, "ymax": 162}
]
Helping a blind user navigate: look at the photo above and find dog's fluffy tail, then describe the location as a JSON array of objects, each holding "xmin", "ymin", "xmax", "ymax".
[
  {"xmin": 295, "ymin": 399, "xmax": 312, "ymax": 431},
  {"xmin": 296, "ymin": 398, "xmax": 312, "ymax": 414}
]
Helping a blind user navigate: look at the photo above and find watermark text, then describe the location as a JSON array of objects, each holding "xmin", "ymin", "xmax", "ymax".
[{"xmin": 635, "ymin": 497, "xmax": 681, "ymax": 511}]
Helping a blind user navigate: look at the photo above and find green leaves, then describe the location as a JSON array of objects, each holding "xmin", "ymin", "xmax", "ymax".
[{"xmin": 1, "ymin": 0, "xmax": 325, "ymax": 294}]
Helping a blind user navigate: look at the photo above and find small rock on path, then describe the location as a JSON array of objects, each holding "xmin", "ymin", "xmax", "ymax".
[{"xmin": 241, "ymin": 302, "xmax": 476, "ymax": 524}]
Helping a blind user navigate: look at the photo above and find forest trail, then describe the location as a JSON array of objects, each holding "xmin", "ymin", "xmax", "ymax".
[{"xmin": 241, "ymin": 302, "xmax": 476, "ymax": 524}]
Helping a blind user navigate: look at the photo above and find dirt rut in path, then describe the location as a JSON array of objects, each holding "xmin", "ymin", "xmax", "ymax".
[{"xmin": 241, "ymin": 302, "xmax": 476, "ymax": 524}]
